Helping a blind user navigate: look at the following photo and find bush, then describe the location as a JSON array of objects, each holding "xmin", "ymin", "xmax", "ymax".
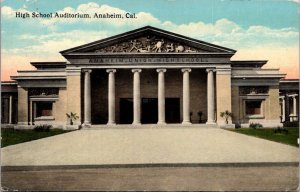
[
  {"xmin": 34, "ymin": 124, "xmax": 52, "ymax": 132},
  {"xmin": 283, "ymin": 121, "xmax": 299, "ymax": 127},
  {"xmin": 249, "ymin": 123, "xmax": 263, "ymax": 129},
  {"xmin": 274, "ymin": 127, "xmax": 288, "ymax": 134}
]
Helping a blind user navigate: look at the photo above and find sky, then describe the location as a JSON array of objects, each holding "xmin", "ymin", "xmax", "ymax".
[{"xmin": 1, "ymin": 0, "xmax": 299, "ymax": 80}]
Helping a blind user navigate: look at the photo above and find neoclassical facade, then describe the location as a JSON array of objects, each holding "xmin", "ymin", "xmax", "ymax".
[{"xmin": 1, "ymin": 26, "xmax": 293, "ymax": 129}]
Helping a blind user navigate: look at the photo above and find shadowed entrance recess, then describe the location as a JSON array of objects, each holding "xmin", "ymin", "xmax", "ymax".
[{"xmin": 119, "ymin": 98, "xmax": 180, "ymax": 124}]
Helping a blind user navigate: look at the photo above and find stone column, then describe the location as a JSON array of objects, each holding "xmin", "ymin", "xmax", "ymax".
[
  {"xmin": 132, "ymin": 69, "xmax": 142, "ymax": 125},
  {"xmin": 33, "ymin": 102, "xmax": 37, "ymax": 120},
  {"xmin": 182, "ymin": 68, "xmax": 192, "ymax": 124},
  {"xmin": 29, "ymin": 100, "xmax": 33, "ymax": 125},
  {"xmin": 280, "ymin": 96, "xmax": 285, "ymax": 122},
  {"xmin": 157, "ymin": 69, "xmax": 166, "ymax": 125},
  {"xmin": 83, "ymin": 69, "xmax": 92, "ymax": 126},
  {"xmin": 292, "ymin": 95, "xmax": 297, "ymax": 116},
  {"xmin": 284, "ymin": 94, "xmax": 290, "ymax": 122},
  {"xmin": 107, "ymin": 69, "xmax": 116, "ymax": 125},
  {"xmin": 206, "ymin": 69, "xmax": 215, "ymax": 124},
  {"xmin": 9, "ymin": 95, "xmax": 12, "ymax": 124}
]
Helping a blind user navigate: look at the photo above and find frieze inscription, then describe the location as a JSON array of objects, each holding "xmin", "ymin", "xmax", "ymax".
[{"xmin": 88, "ymin": 57, "xmax": 210, "ymax": 64}]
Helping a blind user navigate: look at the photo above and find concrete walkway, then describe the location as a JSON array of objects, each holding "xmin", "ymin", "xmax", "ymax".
[{"xmin": 1, "ymin": 127, "xmax": 299, "ymax": 166}]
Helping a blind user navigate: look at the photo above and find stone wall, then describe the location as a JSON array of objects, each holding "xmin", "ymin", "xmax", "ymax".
[
  {"xmin": 66, "ymin": 74, "xmax": 81, "ymax": 124},
  {"xmin": 17, "ymin": 87, "xmax": 28, "ymax": 125},
  {"xmin": 53, "ymin": 88, "xmax": 68, "ymax": 125}
]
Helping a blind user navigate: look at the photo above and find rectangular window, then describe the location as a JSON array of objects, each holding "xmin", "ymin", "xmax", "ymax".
[
  {"xmin": 245, "ymin": 100, "xmax": 262, "ymax": 115},
  {"xmin": 36, "ymin": 102, "xmax": 53, "ymax": 117}
]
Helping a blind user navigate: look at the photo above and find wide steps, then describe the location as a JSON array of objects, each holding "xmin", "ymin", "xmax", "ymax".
[{"xmin": 88, "ymin": 124, "xmax": 219, "ymax": 130}]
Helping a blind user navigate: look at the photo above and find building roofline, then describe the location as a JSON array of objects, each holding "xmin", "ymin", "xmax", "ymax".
[
  {"xmin": 60, "ymin": 25, "xmax": 236, "ymax": 54},
  {"xmin": 30, "ymin": 62, "xmax": 67, "ymax": 68},
  {"xmin": 280, "ymin": 79, "xmax": 299, "ymax": 83},
  {"xmin": 231, "ymin": 60, "xmax": 268, "ymax": 67},
  {"xmin": 1, "ymin": 81, "xmax": 18, "ymax": 85}
]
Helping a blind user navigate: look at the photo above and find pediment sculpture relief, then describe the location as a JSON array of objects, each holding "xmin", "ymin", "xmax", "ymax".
[{"xmin": 94, "ymin": 36, "xmax": 200, "ymax": 53}]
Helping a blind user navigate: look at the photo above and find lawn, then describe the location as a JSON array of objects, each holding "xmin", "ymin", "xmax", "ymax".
[
  {"xmin": 1, "ymin": 128, "xmax": 73, "ymax": 148},
  {"xmin": 227, "ymin": 127, "xmax": 299, "ymax": 147}
]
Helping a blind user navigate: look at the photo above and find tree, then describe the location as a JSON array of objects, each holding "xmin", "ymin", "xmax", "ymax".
[
  {"xmin": 66, "ymin": 112, "xmax": 79, "ymax": 125},
  {"xmin": 220, "ymin": 110, "xmax": 233, "ymax": 124}
]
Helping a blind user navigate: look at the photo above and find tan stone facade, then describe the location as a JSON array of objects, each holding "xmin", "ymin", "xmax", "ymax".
[{"xmin": 1, "ymin": 26, "xmax": 290, "ymax": 129}]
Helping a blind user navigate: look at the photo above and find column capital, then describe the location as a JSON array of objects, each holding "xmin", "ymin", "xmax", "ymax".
[
  {"xmin": 82, "ymin": 69, "xmax": 92, "ymax": 73},
  {"xmin": 132, "ymin": 69, "xmax": 142, "ymax": 73},
  {"xmin": 181, "ymin": 68, "xmax": 191, "ymax": 73},
  {"xmin": 106, "ymin": 69, "xmax": 117, "ymax": 73},
  {"xmin": 156, "ymin": 68, "xmax": 167, "ymax": 73},
  {"xmin": 206, "ymin": 68, "xmax": 216, "ymax": 73},
  {"xmin": 289, "ymin": 94, "xmax": 298, "ymax": 98}
]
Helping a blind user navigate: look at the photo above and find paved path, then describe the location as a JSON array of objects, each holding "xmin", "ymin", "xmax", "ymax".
[
  {"xmin": 1, "ymin": 127, "xmax": 299, "ymax": 166},
  {"xmin": 2, "ymin": 166, "xmax": 298, "ymax": 191}
]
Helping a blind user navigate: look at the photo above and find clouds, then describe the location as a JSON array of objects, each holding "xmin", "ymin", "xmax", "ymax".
[{"xmin": 1, "ymin": 2, "xmax": 299, "ymax": 80}]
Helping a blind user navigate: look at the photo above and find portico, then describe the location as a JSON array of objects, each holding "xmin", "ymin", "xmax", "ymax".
[{"xmin": 79, "ymin": 67, "xmax": 223, "ymax": 126}]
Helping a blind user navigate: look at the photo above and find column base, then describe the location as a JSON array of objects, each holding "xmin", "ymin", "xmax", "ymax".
[
  {"xmin": 157, "ymin": 121, "xmax": 167, "ymax": 125},
  {"xmin": 107, "ymin": 122, "xmax": 116, "ymax": 126},
  {"xmin": 206, "ymin": 121, "xmax": 216, "ymax": 125},
  {"xmin": 82, "ymin": 122, "xmax": 91, "ymax": 128},
  {"xmin": 132, "ymin": 122, "xmax": 141, "ymax": 126},
  {"xmin": 182, "ymin": 121, "xmax": 192, "ymax": 125}
]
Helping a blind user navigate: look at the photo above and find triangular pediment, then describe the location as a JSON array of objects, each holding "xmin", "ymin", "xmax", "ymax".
[{"xmin": 60, "ymin": 26, "xmax": 236, "ymax": 55}]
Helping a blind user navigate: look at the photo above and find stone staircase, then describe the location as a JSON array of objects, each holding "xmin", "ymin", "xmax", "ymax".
[{"xmin": 87, "ymin": 124, "xmax": 219, "ymax": 130}]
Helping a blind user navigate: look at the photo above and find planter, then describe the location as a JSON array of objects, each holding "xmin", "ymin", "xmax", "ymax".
[{"xmin": 65, "ymin": 125, "xmax": 79, "ymax": 130}]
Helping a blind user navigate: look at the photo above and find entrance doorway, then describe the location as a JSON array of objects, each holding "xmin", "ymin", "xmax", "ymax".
[
  {"xmin": 166, "ymin": 98, "xmax": 180, "ymax": 123},
  {"xmin": 119, "ymin": 97, "xmax": 181, "ymax": 124},
  {"xmin": 141, "ymin": 98, "xmax": 158, "ymax": 124},
  {"xmin": 120, "ymin": 98, "xmax": 133, "ymax": 124}
]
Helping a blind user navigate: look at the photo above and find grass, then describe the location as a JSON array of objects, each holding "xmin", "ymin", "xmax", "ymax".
[
  {"xmin": 1, "ymin": 128, "xmax": 73, "ymax": 148},
  {"xmin": 227, "ymin": 127, "xmax": 299, "ymax": 147}
]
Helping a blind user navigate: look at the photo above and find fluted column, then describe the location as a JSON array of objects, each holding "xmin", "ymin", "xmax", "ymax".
[
  {"xmin": 157, "ymin": 69, "xmax": 166, "ymax": 125},
  {"xmin": 132, "ymin": 69, "xmax": 142, "ymax": 125},
  {"xmin": 206, "ymin": 69, "xmax": 216, "ymax": 124},
  {"xmin": 107, "ymin": 69, "xmax": 116, "ymax": 125},
  {"xmin": 182, "ymin": 68, "xmax": 192, "ymax": 124},
  {"xmin": 83, "ymin": 69, "xmax": 92, "ymax": 126}
]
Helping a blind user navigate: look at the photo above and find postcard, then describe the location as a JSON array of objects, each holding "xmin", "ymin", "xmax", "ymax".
[{"xmin": 1, "ymin": 0, "xmax": 299, "ymax": 191}]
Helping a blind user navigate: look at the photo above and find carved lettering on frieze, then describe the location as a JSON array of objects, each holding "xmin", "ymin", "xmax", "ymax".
[
  {"xmin": 239, "ymin": 86, "xmax": 269, "ymax": 95},
  {"xmin": 93, "ymin": 36, "xmax": 201, "ymax": 53}
]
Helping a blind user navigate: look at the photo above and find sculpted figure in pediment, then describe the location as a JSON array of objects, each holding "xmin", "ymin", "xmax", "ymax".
[
  {"xmin": 152, "ymin": 39, "xmax": 164, "ymax": 52},
  {"xmin": 175, "ymin": 45, "xmax": 185, "ymax": 52},
  {"xmin": 129, "ymin": 40, "xmax": 140, "ymax": 52},
  {"xmin": 166, "ymin": 43, "xmax": 174, "ymax": 52}
]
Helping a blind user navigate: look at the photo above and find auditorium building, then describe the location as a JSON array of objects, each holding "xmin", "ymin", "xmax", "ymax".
[{"xmin": 1, "ymin": 26, "xmax": 297, "ymax": 129}]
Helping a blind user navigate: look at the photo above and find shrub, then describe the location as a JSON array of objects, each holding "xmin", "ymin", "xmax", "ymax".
[
  {"xmin": 34, "ymin": 124, "xmax": 52, "ymax": 132},
  {"xmin": 249, "ymin": 123, "xmax": 263, "ymax": 129},
  {"xmin": 274, "ymin": 126, "xmax": 288, "ymax": 134},
  {"xmin": 220, "ymin": 110, "xmax": 233, "ymax": 124},
  {"xmin": 283, "ymin": 121, "xmax": 299, "ymax": 128}
]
